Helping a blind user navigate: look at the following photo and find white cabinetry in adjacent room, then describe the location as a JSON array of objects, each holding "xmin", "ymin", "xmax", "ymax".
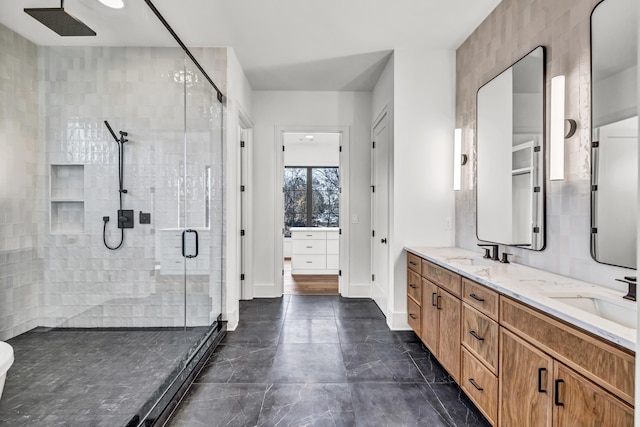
[{"xmin": 290, "ymin": 227, "xmax": 339, "ymax": 275}]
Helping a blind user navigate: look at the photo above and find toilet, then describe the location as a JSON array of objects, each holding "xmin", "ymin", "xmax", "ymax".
[{"xmin": 0, "ymin": 341, "xmax": 14, "ymax": 400}]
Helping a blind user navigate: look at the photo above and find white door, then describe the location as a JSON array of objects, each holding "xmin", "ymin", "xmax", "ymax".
[{"xmin": 371, "ymin": 113, "xmax": 389, "ymax": 314}]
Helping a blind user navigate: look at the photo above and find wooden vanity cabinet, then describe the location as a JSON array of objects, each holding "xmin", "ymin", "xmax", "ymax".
[
  {"xmin": 420, "ymin": 276, "xmax": 461, "ymax": 382},
  {"xmin": 500, "ymin": 297, "xmax": 634, "ymax": 427},
  {"xmin": 500, "ymin": 328, "xmax": 554, "ymax": 427},
  {"xmin": 462, "ymin": 303, "xmax": 498, "ymax": 373},
  {"xmin": 553, "ymin": 362, "xmax": 633, "ymax": 426},
  {"xmin": 405, "ymin": 251, "xmax": 635, "ymax": 427},
  {"xmin": 462, "ymin": 347, "xmax": 499, "ymax": 425},
  {"xmin": 420, "ymin": 277, "xmax": 440, "ymax": 354},
  {"xmin": 437, "ymin": 288, "xmax": 461, "ymax": 382}
]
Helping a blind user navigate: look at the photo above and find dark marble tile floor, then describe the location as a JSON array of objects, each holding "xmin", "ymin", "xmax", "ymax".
[
  {"xmin": 167, "ymin": 296, "xmax": 490, "ymax": 427},
  {"xmin": 0, "ymin": 327, "xmax": 209, "ymax": 427}
]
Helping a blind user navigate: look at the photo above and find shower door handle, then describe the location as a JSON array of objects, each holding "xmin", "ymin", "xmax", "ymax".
[{"xmin": 182, "ymin": 229, "xmax": 199, "ymax": 258}]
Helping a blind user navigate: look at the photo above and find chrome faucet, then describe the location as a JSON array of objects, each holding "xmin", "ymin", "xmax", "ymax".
[
  {"xmin": 615, "ymin": 276, "xmax": 636, "ymax": 302},
  {"xmin": 477, "ymin": 244, "xmax": 499, "ymax": 261}
]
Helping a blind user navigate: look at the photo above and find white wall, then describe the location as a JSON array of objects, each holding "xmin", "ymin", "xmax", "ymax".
[
  {"xmin": 372, "ymin": 55, "xmax": 394, "ymax": 123},
  {"xmin": 224, "ymin": 47, "xmax": 252, "ymax": 329},
  {"xmin": 251, "ymin": 91, "xmax": 372, "ymax": 297},
  {"xmin": 284, "ymin": 137, "xmax": 340, "ymax": 167},
  {"xmin": 388, "ymin": 49, "xmax": 456, "ymax": 328}
]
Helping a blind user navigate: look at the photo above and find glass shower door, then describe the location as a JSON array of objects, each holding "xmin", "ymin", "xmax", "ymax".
[{"xmin": 182, "ymin": 56, "xmax": 223, "ymax": 330}]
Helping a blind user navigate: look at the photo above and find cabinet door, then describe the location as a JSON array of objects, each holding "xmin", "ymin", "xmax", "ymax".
[
  {"xmin": 420, "ymin": 278, "xmax": 439, "ymax": 355},
  {"xmin": 437, "ymin": 289, "xmax": 461, "ymax": 382},
  {"xmin": 500, "ymin": 328, "xmax": 553, "ymax": 427},
  {"xmin": 553, "ymin": 363, "xmax": 633, "ymax": 427}
]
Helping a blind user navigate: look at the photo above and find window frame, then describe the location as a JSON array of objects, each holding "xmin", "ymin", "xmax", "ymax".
[{"xmin": 284, "ymin": 166, "xmax": 339, "ymax": 230}]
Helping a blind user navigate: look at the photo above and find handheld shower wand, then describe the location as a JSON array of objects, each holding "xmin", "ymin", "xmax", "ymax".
[{"xmin": 103, "ymin": 120, "xmax": 131, "ymax": 250}]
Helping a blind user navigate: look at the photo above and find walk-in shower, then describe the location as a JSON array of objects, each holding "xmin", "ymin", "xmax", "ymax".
[{"xmin": 0, "ymin": 2, "xmax": 226, "ymax": 426}]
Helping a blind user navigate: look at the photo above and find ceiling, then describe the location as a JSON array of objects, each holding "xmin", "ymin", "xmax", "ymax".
[{"xmin": 0, "ymin": 0, "xmax": 502, "ymax": 91}]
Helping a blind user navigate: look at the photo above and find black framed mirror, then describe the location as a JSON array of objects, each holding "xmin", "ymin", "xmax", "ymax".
[
  {"xmin": 590, "ymin": 0, "xmax": 638, "ymax": 269},
  {"xmin": 476, "ymin": 46, "xmax": 546, "ymax": 250}
]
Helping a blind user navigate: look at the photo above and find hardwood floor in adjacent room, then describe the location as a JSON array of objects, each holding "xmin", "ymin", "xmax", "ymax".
[{"xmin": 283, "ymin": 259, "xmax": 339, "ymax": 295}]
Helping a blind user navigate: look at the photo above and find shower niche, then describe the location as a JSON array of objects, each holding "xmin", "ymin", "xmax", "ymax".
[{"xmin": 50, "ymin": 164, "xmax": 84, "ymax": 234}]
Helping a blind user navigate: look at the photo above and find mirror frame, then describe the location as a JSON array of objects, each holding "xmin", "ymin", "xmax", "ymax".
[
  {"xmin": 475, "ymin": 45, "xmax": 547, "ymax": 251},
  {"xmin": 589, "ymin": 0, "xmax": 638, "ymax": 269}
]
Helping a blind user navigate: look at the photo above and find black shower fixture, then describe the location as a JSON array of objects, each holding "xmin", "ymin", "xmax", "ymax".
[
  {"xmin": 25, "ymin": 0, "xmax": 96, "ymax": 37},
  {"xmin": 103, "ymin": 120, "xmax": 131, "ymax": 250}
]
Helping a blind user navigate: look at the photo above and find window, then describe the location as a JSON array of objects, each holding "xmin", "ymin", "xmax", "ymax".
[{"xmin": 284, "ymin": 167, "xmax": 339, "ymax": 233}]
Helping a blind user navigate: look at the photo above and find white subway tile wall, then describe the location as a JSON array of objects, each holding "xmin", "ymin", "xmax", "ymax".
[{"xmin": 0, "ymin": 24, "xmax": 41, "ymax": 340}]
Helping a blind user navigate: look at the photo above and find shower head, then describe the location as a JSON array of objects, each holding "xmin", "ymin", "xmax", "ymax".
[{"xmin": 25, "ymin": 1, "xmax": 96, "ymax": 37}]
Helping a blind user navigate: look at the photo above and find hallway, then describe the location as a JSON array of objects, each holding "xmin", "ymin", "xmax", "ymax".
[{"xmin": 166, "ymin": 296, "xmax": 489, "ymax": 426}]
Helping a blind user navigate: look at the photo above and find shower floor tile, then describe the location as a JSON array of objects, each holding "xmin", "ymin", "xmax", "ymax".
[{"xmin": 0, "ymin": 327, "xmax": 208, "ymax": 427}]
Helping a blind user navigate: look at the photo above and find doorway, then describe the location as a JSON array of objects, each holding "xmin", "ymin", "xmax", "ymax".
[{"xmin": 278, "ymin": 131, "xmax": 344, "ymax": 295}]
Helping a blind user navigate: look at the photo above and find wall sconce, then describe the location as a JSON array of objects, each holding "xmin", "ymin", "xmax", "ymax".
[
  {"xmin": 550, "ymin": 75, "xmax": 577, "ymax": 181},
  {"xmin": 453, "ymin": 128, "xmax": 467, "ymax": 191}
]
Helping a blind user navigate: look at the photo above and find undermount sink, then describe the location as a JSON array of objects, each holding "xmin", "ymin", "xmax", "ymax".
[{"xmin": 543, "ymin": 291, "xmax": 637, "ymax": 329}]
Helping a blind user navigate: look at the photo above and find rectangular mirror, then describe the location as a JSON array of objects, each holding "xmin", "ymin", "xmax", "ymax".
[
  {"xmin": 591, "ymin": 0, "xmax": 638, "ymax": 269},
  {"xmin": 476, "ymin": 46, "xmax": 546, "ymax": 250}
]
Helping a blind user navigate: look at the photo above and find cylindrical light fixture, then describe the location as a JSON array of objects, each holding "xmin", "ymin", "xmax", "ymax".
[
  {"xmin": 453, "ymin": 128, "xmax": 462, "ymax": 191},
  {"xmin": 550, "ymin": 75, "xmax": 566, "ymax": 180}
]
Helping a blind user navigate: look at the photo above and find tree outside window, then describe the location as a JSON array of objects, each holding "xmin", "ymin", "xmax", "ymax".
[{"xmin": 284, "ymin": 167, "xmax": 339, "ymax": 234}]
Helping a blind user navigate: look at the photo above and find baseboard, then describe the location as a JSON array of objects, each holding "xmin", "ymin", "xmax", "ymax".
[
  {"xmin": 345, "ymin": 282, "xmax": 371, "ymax": 298},
  {"xmin": 253, "ymin": 283, "xmax": 279, "ymax": 298},
  {"xmin": 222, "ymin": 308, "xmax": 238, "ymax": 331},
  {"xmin": 387, "ymin": 310, "xmax": 411, "ymax": 331}
]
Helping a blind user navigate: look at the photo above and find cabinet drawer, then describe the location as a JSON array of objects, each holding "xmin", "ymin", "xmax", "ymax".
[
  {"xmin": 422, "ymin": 259, "xmax": 461, "ymax": 297},
  {"xmin": 462, "ymin": 304, "xmax": 498, "ymax": 373},
  {"xmin": 407, "ymin": 252, "xmax": 422, "ymax": 275},
  {"xmin": 407, "ymin": 296, "xmax": 421, "ymax": 336},
  {"xmin": 291, "ymin": 231, "xmax": 326, "ymax": 240},
  {"xmin": 407, "ymin": 269, "xmax": 422, "ymax": 304},
  {"xmin": 461, "ymin": 347, "xmax": 498, "ymax": 426},
  {"xmin": 462, "ymin": 278, "xmax": 498, "ymax": 321},
  {"xmin": 501, "ymin": 297, "xmax": 635, "ymax": 405},
  {"xmin": 326, "ymin": 239, "xmax": 339, "ymax": 254},
  {"xmin": 291, "ymin": 254, "xmax": 327, "ymax": 269},
  {"xmin": 292, "ymin": 240, "xmax": 326, "ymax": 254}
]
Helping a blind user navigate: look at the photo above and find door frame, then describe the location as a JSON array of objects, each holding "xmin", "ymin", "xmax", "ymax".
[{"xmin": 274, "ymin": 125, "xmax": 351, "ymax": 296}]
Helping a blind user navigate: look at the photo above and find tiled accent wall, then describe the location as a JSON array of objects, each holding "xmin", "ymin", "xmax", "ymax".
[
  {"xmin": 455, "ymin": 0, "xmax": 632, "ymax": 290},
  {"xmin": 38, "ymin": 46, "xmax": 226, "ymax": 328},
  {"xmin": 0, "ymin": 24, "xmax": 42, "ymax": 340}
]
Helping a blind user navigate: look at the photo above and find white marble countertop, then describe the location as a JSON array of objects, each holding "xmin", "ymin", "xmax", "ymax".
[
  {"xmin": 405, "ymin": 246, "xmax": 637, "ymax": 352},
  {"xmin": 290, "ymin": 227, "xmax": 340, "ymax": 232}
]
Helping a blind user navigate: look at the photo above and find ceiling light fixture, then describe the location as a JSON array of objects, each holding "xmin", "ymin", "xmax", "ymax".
[
  {"xmin": 99, "ymin": 0, "xmax": 124, "ymax": 9},
  {"xmin": 305, "ymin": 135, "xmax": 314, "ymax": 140}
]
